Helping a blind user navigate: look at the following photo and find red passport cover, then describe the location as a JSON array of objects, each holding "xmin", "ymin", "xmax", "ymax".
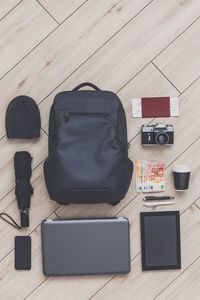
[{"xmin": 141, "ymin": 97, "xmax": 170, "ymax": 118}]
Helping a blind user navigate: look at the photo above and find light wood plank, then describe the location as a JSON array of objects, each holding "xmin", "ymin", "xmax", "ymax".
[
  {"xmin": 0, "ymin": 0, "xmax": 21, "ymax": 20},
  {"xmin": 27, "ymin": 270, "xmax": 112, "ymax": 300},
  {"xmin": 0, "ymin": 0, "xmax": 57, "ymax": 78},
  {"xmin": 0, "ymin": 131, "xmax": 48, "ymax": 200},
  {"xmin": 0, "ymin": 214, "xmax": 57, "ymax": 300},
  {"xmin": 38, "ymin": 0, "xmax": 87, "ymax": 23},
  {"xmin": 154, "ymin": 18, "xmax": 200, "ymax": 92},
  {"xmin": 0, "ymin": 0, "xmax": 151, "ymax": 139},
  {"xmin": 0, "ymin": 1, "xmax": 200, "ymax": 299},
  {"xmin": 195, "ymin": 197, "xmax": 200, "ymax": 208},
  {"xmin": 0, "ymin": 165, "xmax": 59, "ymax": 261},
  {"xmin": 156, "ymin": 257, "xmax": 200, "ymax": 300},
  {"xmin": 92, "ymin": 204, "xmax": 200, "ymax": 300},
  {"xmin": 0, "ymin": 0, "xmax": 199, "ymax": 139},
  {"xmin": 39, "ymin": 0, "xmax": 200, "ymax": 134},
  {"xmin": 46, "ymin": 0, "xmax": 200, "ymax": 96}
]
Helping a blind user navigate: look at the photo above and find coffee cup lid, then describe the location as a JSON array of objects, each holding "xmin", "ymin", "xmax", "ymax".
[{"xmin": 172, "ymin": 164, "xmax": 191, "ymax": 173}]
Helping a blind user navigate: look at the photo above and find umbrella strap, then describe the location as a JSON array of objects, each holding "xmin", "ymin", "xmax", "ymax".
[{"xmin": 0, "ymin": 213, "xmax": 22, "ymax": 229}]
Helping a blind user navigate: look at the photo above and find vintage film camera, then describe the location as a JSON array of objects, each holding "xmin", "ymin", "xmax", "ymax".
[{"xmin": 141, "ymin": 124, "xmax": 174, "ymax": 146}]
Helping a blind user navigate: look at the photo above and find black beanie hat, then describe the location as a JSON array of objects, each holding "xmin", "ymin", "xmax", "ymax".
[{"xmin": 6, "ymin": 95, "xmax": 41, "ymax": 139}]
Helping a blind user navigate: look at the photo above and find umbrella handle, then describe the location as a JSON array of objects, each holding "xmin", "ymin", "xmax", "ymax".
[{"xmin": 20, "ymin": 209, "xmax": 29, "ymax": 227}]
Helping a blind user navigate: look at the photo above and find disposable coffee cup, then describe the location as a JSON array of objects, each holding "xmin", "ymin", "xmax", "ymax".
[{"xmin": 172, "ymin": 165, "xmax": 191, "ymax": 191}]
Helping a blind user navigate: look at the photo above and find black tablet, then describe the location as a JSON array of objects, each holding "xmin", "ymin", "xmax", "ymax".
[{"xmin": 140, "ymin": 211, "xmax": 181, "ymax": 271}]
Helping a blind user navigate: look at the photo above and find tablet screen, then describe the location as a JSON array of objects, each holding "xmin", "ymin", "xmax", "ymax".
[{"xmin": 140, "ymin": 211, "xmax": 181, "ymax": 270}]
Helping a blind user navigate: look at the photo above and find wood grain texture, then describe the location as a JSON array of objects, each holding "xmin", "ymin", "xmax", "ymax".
[
  {"xmin": 0, "ymin": 0, "xmax": 57, "ymax": 78},
  {"xmin": 39, "ymin": 0, "xmax": 200, "ymax": 133},
  {"xmin": 0, "ymin": 0, "xmax": 151, "ymax": 138},
  {"xmin": 27, "ymin": 270, "xmax": 112, "ymax": 300},
  {"xmin": 156, "ymin": 257, "xmax": 200, "ymax": 300},
  {"xmin": 0, "ymin": 0, "xmax": 21, "ymax": 20},
  {"xmin": 0, "ymin": 0, "xmax": 200, "ymax": 299},
  {"xmin": 38, "ymin": 0, "xmax": 87, "ymax": 23},
  {"xmin": 195, "ymin": 197, "xmax": 200, "ymax": 208},
  {"xmin": 154, "ymin": 17, "xmax": 200, "ymax": 92},
  {"xmin": 44, "ymin": 0, "xmax": 199, "ymax": 93}
]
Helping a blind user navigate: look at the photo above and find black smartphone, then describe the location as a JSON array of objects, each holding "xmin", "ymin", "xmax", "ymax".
[{"xmin": 15, "ymin": 236, "xmax": 31, "ymax": 270}]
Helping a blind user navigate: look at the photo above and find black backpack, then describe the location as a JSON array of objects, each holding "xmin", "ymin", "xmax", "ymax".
[{"xmin": 44, "ymin": 83, "xmax": 133, "ymax": 205}]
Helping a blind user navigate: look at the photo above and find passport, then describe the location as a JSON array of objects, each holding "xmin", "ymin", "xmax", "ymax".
[{"xmin": 132, "ymin": 97, "xmax": 179, "ymax": 118}]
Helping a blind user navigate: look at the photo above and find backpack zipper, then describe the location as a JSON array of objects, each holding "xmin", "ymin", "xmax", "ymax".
[{"xmin": 64, "ymin": 112, "xmax": 112, "ymax": 122}]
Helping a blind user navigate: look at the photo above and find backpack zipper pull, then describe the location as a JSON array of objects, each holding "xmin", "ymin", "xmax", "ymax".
[{"xmin": 64, "ymin": 112, "xmax": 70, "ymax": 121}]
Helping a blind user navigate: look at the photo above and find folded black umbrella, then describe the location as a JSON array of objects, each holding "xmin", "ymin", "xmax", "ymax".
[{"xmin": 14, "ymin": 151, "xmax": 33, "ymax": 227}]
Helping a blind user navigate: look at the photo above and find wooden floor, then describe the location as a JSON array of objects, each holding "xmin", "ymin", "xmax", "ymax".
[{"xmin": 0, "ymin": 0, "xmax": 200, "ymax": 299}]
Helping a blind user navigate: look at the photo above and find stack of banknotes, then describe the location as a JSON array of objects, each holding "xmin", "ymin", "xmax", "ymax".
[{"xmin": 135, "ymin": 160, "xmax": 165, "ymax": 193}]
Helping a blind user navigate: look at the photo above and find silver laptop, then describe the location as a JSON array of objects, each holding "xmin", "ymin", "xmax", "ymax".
[{"xmin": 41, "ymin": 217, "xmax": 130, "ymax": 276}]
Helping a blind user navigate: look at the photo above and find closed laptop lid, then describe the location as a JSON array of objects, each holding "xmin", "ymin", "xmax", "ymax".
[{"xmin": 41, "ymin": 217, "xmax": 130, "ymax": 276}]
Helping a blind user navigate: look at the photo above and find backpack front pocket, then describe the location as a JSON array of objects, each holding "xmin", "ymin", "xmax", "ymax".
[{"xmin": 58, "ymin": 112, "xmax": 114, "ymax": 149}]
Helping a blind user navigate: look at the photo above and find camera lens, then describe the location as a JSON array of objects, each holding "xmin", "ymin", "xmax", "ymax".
[{"xmin": 155, "ymin": 132, "xmax": 169, "ymax": 145}]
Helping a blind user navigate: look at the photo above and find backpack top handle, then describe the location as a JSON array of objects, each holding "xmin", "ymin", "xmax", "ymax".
[{"xmin": 73, "ymin": 82, "xmax": 100, "ymax": 91}]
